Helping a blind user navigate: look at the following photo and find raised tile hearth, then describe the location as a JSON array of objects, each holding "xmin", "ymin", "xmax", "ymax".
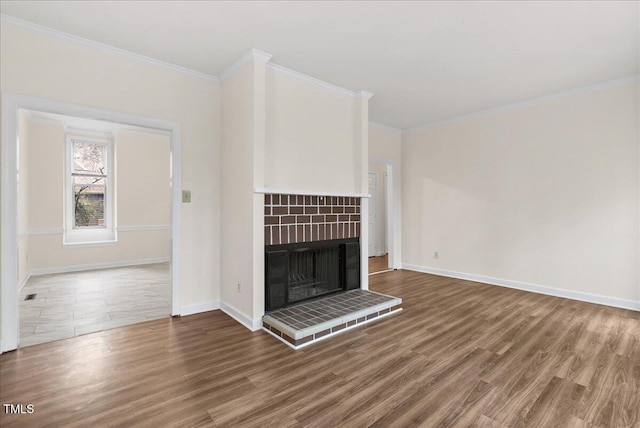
[{"xmin": 262, "ymin": 289, "xmax": 402, "ymax": 349}]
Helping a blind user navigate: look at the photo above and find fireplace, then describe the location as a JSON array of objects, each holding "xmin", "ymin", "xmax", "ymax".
[{"xmin": 265, "ymin": 238, "xmax": 360, "ymax": 311}]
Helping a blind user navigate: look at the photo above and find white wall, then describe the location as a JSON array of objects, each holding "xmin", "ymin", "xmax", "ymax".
[
  {"xmin": 265, "ymin": 68, "xmax": 357, "ymax": 194},
  {"xmin": 369, "ymin": 123, "xmax": 403, "ymax": 268},
  {"xmin": 1, "ymin": 24, "xmax": 221, "ymax": 316},
  {"xmin": 21, "ymin": 118, "xmax": 170, "ymax": 273},
  {"xmin": 402, "ymin": 80, "xmax": 639, "ymax": 305}
]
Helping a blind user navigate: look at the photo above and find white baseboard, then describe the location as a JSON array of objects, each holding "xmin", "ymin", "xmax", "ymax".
[
  {"xmin": 181, "ymin": 300, "xmax": 220, "ymax": 316},
  {"xmin": 220, "ymin": 301, "xmax": 262, "ymax": 332},
  {"xmin": 28, "ymin": 257, "xmax": 170, "ymax": 276},
  {"xmin": 402, "ymin": 263, "xmax": 640, "ymax": 312}
]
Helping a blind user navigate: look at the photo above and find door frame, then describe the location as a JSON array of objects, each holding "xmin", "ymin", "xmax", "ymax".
[
  {"xmin": 367, "ymin": 172, "xmax": 377, "ymax": 257},
  {"xmin": 1, "ymin": 92, "xmax": 182, "ymax": 352},
  {"xmin": 369, "ymin": 157, "xmax": 399, "ymax": 270}
]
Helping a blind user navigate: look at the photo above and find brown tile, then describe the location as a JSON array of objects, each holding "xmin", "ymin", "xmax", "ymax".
[
  {"xmin": 367, "ymin": 312, "xmax": 379, "ymax": 320},
  {"xmin": 282, "ymin": 334, "xmax": 295, "ymax": 344},
  {"xmin": 312, "ymin": 224, "xmax": 318, "ymax": 241},
  {"xmin": 332, "ymin": 224, "xmax": 338, "ymax": 239},
  {"xmin": 264, "ymin": 206, "xmax": 271, "ymax": 215},
  {"xmin": 379, "ymin": 308, "xmax": 390, "ymax": 315},
  {"xmin": 265, "ymin": 216, "xmax": 279, "ymax": 225},
  {"xmin": 273, "ymin": 194, "xmax": 280, "ymax": 205},
  {"xmin": 326, "ymin": 214, "xmax": 337, "ymax": 223},
  {"xmin": 271, "ymin": 326, "xmax": 283, "ymax": 337},
  {"xmin": 347, "ymin": 320, "xmax": 356, "ymax": 327},
  {"xmin": 281, "ymin": 195, "xmax": 289, "ymax": 205},
  {"xmin": 345, "ymin": 206, "xmax": 355, "ymax": 213},
  {"xmin": 304, "ymin": 196, "xmax": 311, "ymax": 205},
  {"xmin": 355, "ymin": 223, "xmax": 360, "ymax": 237},
  {"xmin": 265, "ymin": 194, "xmax": 271, "ymax": 205},
  {"xmin": 264, "ymin": 226, "xmax": 271, "ymax": 245},
  {"xmin": 281, "ymin": 216, "xmax": 296, "ymax": 224},
  {"xmin": 319, "ymin": 206, "xmax": 331, "ymax": 214},
  {"xmin": 280, "ymin": 226, "xmax": 288, "ymax": 245},
  {"xmin": 304, "ymin": 225, "xmax": 311, "ymax": 242},
  {"xmin": 355, "ymin": 206, "xmax": 360, "ymax": 214},
  {"xmin": 339, "ymin": 214, "xmax": 349, "ymax": 222},
  {"xmin": 331, "ymin": 323, "xmax": 346, "ymax": 333},
  {"xmin": 294, "ymin": 335, "xmax": 314, "ymax": 346},
  {"xmin": 390, "ymin": 305, "xmax": 401, "ymax": 312},
  {"xmin": 297, "ymin": 215, "xmax": 310, "ymax": 223},
  {"xmin": 289, "ymin": 225, "xmax": 296, "ymax": 242},
  {"xmin": 297, "ymin": 225, "xmax": 304, "ymax": 244},
  {"xmin": 314, "ymin": 329, "xmax": 331, "ymax": 339},
  {"xmin": 312, "ymin": 215, "xmax": 324, "ymax": 223},
  {"xmin": 290, "ymin": 206, "xmax": 303, "ymax": 214},
  {"xmin": 318, "ymin": 196, "xmax": 327, "ymax": 206},
  {"xmin": 355, "ymin": 198, "xmax": 361, "ymax": 206},
  {"xmin": 350, "ymin": 214, "xmax": 360, "ymax": 222},
  {"xmin": 319, "ymin": 224, "xmax": 326, "ymax": 241},
  {"xmin": 311, "ymin": 196, "xmax": 318, "ymax": 205},
  {"xmin": 332, "ymin": 206, "xmax": 344, "ymax": 214},
  {"xmin": 305, "ymin": 206, "xmax": 318, "ymax": 215},
  {"xmin": 273, "ymin": 206, "xmax": 288, "ymax": 215},
  {"xmin": 272, "ymin": 226, "xmax": 280, "ymax": 245},
  {"xmin": 336, "ymin": 197, "xmax": 342, "ymax": 205},
  {"xmin": 356, "ymin": 317, "xmax": 366, "ymax": 323},
  {"xmin": 351, "ymin": 223, "xmax": 356, "ymax": 238},
  {"xmin": 337, "ymin": 223, "xmax": 343, "ymax": 239}
]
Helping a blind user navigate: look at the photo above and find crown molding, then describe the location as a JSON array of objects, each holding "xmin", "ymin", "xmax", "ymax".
[
  {"xmin": 0, "ymin": 14, "xmax": 218, "ymax": 83},
  {"xmin": 404, "ymin": 74, "xmax": 640, "ymax": 134},
  {"xmin": 219, "ymin": 48, "xmax": 273, "ymax": 83},
  {"xmin": 369, "ymin": 121, "xmax": 402, "ymax": 134},
  {"xmin": 356, "ymin": 90, "xmax": 374, "ymax": 100},
  {"xmin": 266, "ymin": 62, "xmax": 358, "ymax": 98}
]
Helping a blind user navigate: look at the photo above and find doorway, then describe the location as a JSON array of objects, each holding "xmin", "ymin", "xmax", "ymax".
[
  {"xmin": 368, "ymin": 159, "xmax": 394, "ymax": 274},
  {"xmin": 1, "ymin": 93, "xmax": 182, "ymax": 352}
]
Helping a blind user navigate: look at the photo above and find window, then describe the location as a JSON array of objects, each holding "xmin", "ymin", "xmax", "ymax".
[{"xmin": 65, "ymin": 135, "xmax": 115, "ymax": 245}]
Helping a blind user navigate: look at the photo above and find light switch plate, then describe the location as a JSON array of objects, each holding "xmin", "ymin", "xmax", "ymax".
[{"xmin": 182, "ymin": 190, "xmax": 191, "ymax": 203}]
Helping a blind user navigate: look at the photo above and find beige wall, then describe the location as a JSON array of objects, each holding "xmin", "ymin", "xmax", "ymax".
[
  {"xmin": 402, "ymin": 81, "xmax": 639, "ymax": 303},
  {"xmin": 221, "ymin": 63, "xmax": 257, "ymax": 319},
  {"xmin": 265, "ymin": 69, "xmax": 357, "ymax": 194},
  {"xmin": 22, "ymin": 118, "xmax": 171, "ymax": 271},
  {"xmin": 369, "ymin": 124, "xmax": 403, "ymax": 268},
  {"xmin": 1, "ymin": 24, "xmax": 221, "ymax": 311}
]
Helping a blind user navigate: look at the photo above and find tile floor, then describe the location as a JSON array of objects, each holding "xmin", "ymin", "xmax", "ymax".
[{"xmin": 19, "ymin": 263, "xmax": 170, "ymax": 347}]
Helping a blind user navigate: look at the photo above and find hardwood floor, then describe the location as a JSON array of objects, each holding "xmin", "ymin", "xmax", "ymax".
[
  {"xmin": 1, "ymin": 269, "xmax": 639, "ymax": 427},
  {"xmin": 369, "ymin": 254, "xmax": 390, "ymax": 274}
]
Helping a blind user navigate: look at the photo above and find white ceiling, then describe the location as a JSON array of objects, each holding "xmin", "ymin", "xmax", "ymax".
[{"xmin": 2, "ymin": 1, "xmax": 638, "ymax": 129}]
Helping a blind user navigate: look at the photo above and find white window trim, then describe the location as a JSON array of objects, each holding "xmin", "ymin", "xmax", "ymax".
[{"xmin": 64, "ymin": 134, "xmax": 116, "ymax": 245}]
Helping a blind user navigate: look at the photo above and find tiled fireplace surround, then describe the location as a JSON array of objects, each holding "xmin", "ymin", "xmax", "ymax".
[
  {"xmin": 262, "ymin": 193, "xmax": 403, "ymax": 349},
  {"xmin": 264, "ymin": 194, "xmax": 361, "ymax": 245}
]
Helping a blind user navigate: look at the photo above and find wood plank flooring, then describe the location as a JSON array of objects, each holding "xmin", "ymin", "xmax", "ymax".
[{"xmin": 1, "ymin": 269, "xmax": 638, "ymax": 427}]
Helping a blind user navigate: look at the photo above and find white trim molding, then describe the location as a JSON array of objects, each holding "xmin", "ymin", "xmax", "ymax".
[
  {"xmin": 254, "ymin": 187, "xmax": 370, "ymax": 198},
  {"xmin": 404, "ymin": 74, "xmax": 640, "ymax": 134},
  {"xmin": 403, "ymin": 264, "xmax": 640, "ymax": 312},
  {"xmin": 219, "ymin": 48, "xmax": 273, "ymax": 83},
  {"xmin": 28, "ymin": 257, "xmax": 169, "ymax": 277},
  {"xmin": 220, "ymin": 301, "xmax": 262, "ymax": 332},
  {"xmin": 0, "ymin": 14, "xmax": 218, "ymax": 83},
  {"xmin": 369, "ymin": 121, "xmax": 402, "ymax": 134},
  {"xmin": 267, "ymin": 62, "xmax": 358, "ymax": 98},
  {"xmin": 116, "ymin": 224, "xmax": 170, "ymax": 232},
  {"xmin": 180, "ymin": 300, "xmax": 221, "ymax": 316}
]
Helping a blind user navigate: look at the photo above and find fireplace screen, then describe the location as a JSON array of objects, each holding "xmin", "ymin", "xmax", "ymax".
[
  {"xmin": 265, "ymin": 238, "xmax": 360, "ymax": 311},
  {"xmin": 288, "ymin": 246, "xmax": 341, "ymax": 303}
]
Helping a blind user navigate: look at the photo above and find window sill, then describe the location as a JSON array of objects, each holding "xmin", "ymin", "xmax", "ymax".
[{"xmin": 63, "ymin": 239, "xmax": 118, "ymax": 249}]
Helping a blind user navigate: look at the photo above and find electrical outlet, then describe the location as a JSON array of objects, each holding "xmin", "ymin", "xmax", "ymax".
[
  {"xmin": 182, "ymin": 190, "xmax": 191, "ymax": 203},
  {"xmin": 237, "ymin": 282, "xmax": 241, "ymax": 293},
  {"xmin": 434, "ymin": 251, "xmax": 439, "ymax": 259}
]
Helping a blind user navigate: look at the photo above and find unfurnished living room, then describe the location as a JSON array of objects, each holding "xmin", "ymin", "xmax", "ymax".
[{"xmin": 0, "ymin": 1, "xmax": 638, "ymax": 427}]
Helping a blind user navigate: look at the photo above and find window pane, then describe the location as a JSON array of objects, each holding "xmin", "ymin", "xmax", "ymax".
[
  {"xmin": 73, "ymin": 141, "xmax": 106, "ymax": 175},
  {"xmin": 74, "ymin": 177, "xmax": 105, "ymax": 227}
]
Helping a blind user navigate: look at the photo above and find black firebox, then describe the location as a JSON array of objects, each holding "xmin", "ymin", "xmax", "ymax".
[{"xmin": 265, "ymin": 238, "xmax": 360, "ymax": 312}]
